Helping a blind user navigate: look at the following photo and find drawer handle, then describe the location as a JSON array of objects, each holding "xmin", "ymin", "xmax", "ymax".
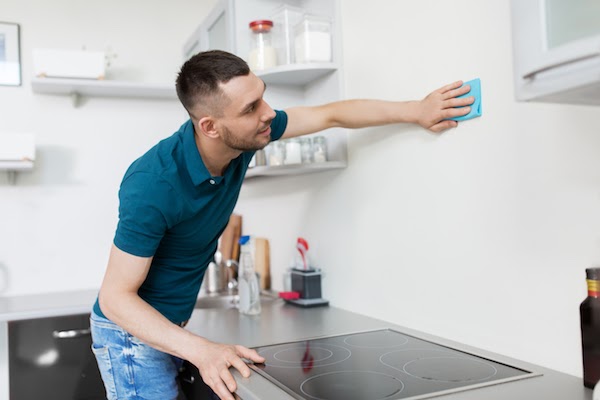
[{"xmin": 52, "ymin": 328, "xmax": 91, "ymax": 339}]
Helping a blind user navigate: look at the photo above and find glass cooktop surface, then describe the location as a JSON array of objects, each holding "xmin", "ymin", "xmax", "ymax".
[{"xmin": 250, "ymin": 329, "xmax": 539, "ymax": 400}]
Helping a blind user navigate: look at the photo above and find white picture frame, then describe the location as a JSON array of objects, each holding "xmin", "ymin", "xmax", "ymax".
[{"xmin": 0, "ymin": 22, "xmax": 21, "ymax": 86}]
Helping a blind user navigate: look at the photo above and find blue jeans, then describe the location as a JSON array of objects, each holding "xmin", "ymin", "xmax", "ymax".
[{"xmin": 90, "ymin": 311, "xmax": 184, "ymax": 400}]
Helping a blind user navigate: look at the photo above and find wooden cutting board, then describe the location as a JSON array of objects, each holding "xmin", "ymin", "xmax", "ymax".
[
  {"xmin": 219, "ymin": 213, "xmax": 242, "ymax": 262},
  {"xmin": 254, "ymin": 238, "xmax": 270, "ymax": 290}
]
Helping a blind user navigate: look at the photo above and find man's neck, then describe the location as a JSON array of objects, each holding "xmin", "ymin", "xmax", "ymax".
[{"xmin": 194, "ymin": 130, "xmax": 241, "ymax": 177}]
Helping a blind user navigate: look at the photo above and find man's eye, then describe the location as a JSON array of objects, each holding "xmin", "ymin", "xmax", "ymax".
[{"xmin": 247, "ymin": 105, "xmax": 255, "ymax": 113}]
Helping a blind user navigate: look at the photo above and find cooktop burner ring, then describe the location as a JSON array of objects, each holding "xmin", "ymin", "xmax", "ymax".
[
  {"xmin": 343, "ymin": 329, "xmax": 409, "ymax": 348},
  {"xmin": 401, "ymin": 356, "xmax": 498, "ymax": 383},
  {"xmin": 258, "ymin": 343, "xmax": 352, "ymax": 369},
  {"xmin": 300, "ymin": 370, "xmax": 405, "ymax": 400},
  {"xmin": 273, "ymin": 346, "xmax": 334, "ymax": 363}
]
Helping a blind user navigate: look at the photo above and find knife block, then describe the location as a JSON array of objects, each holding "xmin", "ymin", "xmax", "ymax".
[{"xmin": 288, "ymin": 269, "xmax": 328, "ymax": 308}]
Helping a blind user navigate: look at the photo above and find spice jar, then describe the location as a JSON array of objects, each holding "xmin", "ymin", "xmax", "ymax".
[
  {"xmin": 300, "ymin": 137, "xmax": 313, "ymax": 163},
  {"xmin": 312, "ymin": 136, "xmax": 327, "ymax": 162},
  {"xmin": 248, "ymin": 20, "xmax": 277, "ymax": 71},
  {"xmin": 268, "ymin": 141, "xmax": 285, "ymax": 166},
  {"xmin": 284, "ymin": 138, "xmax": 302, "ymax": 165}
]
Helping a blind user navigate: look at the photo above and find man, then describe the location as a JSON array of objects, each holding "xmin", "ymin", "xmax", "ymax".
[{"xmin": 91, "ymin": 50, "xmax": 474, "ymax": 400}]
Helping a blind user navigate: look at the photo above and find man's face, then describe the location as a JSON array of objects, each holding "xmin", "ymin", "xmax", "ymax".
[{"xmin": 216, "ymin": 73, "xmax": 276, "ymax": 152}]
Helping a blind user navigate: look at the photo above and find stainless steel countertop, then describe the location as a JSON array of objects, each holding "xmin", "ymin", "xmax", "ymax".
[
  {"xmin": 186, "ymin": 297, "xmax": 592, "ymax": 400},
  {"xmin": 0, "ymin": 289, "xmax": 97, "ymax": 321},
  {"xmin": 0, "ymin": 290, "xmax": 591, "ymax": 399}
]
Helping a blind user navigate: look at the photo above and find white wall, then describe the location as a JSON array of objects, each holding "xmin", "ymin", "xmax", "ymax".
[
  {"xmin": 1, "ymin": 0, "xmax": 597, "ymax": 380},
  {"xmin": 0, "ymin": 0, "xmax": 219, "ymax": 293},
  {"xmin": 238, "ymin": 0, "xmax": 600, "ymax": 379}
]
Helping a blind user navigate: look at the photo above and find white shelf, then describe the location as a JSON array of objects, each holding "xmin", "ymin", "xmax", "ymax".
[
  {"xmin": 0, "ymin": 160, "xmax": 34, "ymax": 171},
  {"xmin": 255, "ymin": 63, "xmax": 338, "ymax": 86},
  {"xmin": 245, "ymin": 161, "xmax": 346, "ymax": 179},
  {"xmin": 31, "ymin": 77, "xmax": 177, "ymax": 105}
]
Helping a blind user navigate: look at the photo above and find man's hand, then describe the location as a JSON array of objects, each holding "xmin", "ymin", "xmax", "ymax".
[
  {"xmin": 416, "ymin": 80, "xmax": 475, "ymax": 133},
  {"xmin": 191, "ymin": 339, "xmax": 265, "ymax": 400}
]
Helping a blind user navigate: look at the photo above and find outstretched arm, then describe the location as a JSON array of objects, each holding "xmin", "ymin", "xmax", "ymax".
[{"xmin": 282, "ymin": 80, "xmax": 474, "ymax": 138}]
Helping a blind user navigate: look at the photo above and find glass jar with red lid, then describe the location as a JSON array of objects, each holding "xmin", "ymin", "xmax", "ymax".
[{"xmin": 248, "ymin": 19, "xmax": 277, "ymax": 70}]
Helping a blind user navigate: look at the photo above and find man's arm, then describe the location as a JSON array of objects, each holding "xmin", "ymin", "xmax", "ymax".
[
  {"xmin": 98, "ymin": 244, "xmax": 264, "ymax": 400},
  {"xmin": 281, "ymin": 80, "xmax": 474, "ymax": 138}
]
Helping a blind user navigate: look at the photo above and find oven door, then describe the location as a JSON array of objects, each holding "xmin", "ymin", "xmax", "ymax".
[{"xmin": 8, "ymin": 314, "xmax": 105, "ymax": 400}]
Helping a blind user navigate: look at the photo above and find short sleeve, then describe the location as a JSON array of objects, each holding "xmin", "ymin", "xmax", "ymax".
[
  {"xmin": 269, "ymin": 110, "xmax": 288, "ymax": 141},
  {"xmin": 113, "ymin": 172, "xmax": 180, "ymax": 257}
]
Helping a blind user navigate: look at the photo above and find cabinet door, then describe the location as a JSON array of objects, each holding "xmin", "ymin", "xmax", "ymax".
[
  {"xmin": 183, "ymin": 0, "xmax": 236, "ymax": 60},
  {"xmin": 512, "ymin": 0, "xmax": 600, "ymax": 80},
  {"xmin": 9, "ymin": 314, "xmax": 105, "ymax": 400}
]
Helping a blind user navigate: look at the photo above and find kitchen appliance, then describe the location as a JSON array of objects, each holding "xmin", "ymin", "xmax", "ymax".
[{"xmin": 250, "ymin": 329, "xmax": 541, "ymax": 400}]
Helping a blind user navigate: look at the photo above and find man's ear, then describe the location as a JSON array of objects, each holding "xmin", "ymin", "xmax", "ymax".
[{"xmin": 197, "ymin": 117, "xmax": 219, "ymax": 139}]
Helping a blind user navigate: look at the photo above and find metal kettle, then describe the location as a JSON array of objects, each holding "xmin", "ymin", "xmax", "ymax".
[{"xmin": 204, "ymin": 250, "xmax": 238, "ymax": 294}]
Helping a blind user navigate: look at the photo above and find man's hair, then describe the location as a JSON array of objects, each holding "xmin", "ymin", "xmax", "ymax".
[{"xmin": 176, "ymin": 50, "xmax": 250, "ymax": 118}]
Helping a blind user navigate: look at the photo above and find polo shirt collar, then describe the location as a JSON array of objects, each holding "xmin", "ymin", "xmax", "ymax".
[{"xmin": 182, "ymin": 119, "xmax": 212, "ymax": 186}]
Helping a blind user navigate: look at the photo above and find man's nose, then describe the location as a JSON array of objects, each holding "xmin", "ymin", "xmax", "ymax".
[{"xmin": 261, "ymin": 101, "xmax": 276, "ymax": 121}]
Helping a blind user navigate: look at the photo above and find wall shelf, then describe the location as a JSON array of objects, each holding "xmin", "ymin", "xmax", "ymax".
[
  {"xmin": 0, "ymin": 160, "xmax": 34, "ymax": 171},
  {"xmin": 255, "ymin": 63, "xmax": 338, "ymax": 86},
  {"xmin": 31, "ymin": 77, "xmax": 177, "ymax": 106},
  {"xmin": 245, "ymin": 161, "xmax": 346, "ymax": 179}
]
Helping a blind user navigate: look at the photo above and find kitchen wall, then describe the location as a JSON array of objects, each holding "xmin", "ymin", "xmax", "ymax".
[
  {"xmin": 0, "ymin": 0, "xmax": 219, "ymax": 292},
  {"xmin": 237, "ymin": 0, "xmax": 600, "ymax": 379},
  {"xmin": 0, "ymin": 0, "xmax": 597, "ymax": 380}
]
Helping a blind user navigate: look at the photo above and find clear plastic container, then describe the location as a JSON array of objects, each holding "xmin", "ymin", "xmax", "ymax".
[
  {"xmin": 248, "ymin": 20, "xmax": 277, "ymax": 71},
  {"xmin": 238, "ymin": 236, "xmax": 261, "ymax": 315},
  {"xmin": 270, "ymin": 4, "xmax": 304, "ymax": 65},
  {"xmin": 294, "ymin": 15, "xmax": 333, "ymax": 63}
]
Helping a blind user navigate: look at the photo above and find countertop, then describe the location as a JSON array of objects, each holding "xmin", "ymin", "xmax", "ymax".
[
  {"xmin": 0, "ymin": 289, "xmax": 97, "ymax": 321},
  {"xmin": 0, "ymin": 290, "xmax": 592, "ymax": 399},
  {"xmin": 186, "ymin": 297, "xmax": 592, "ymax": 400}
]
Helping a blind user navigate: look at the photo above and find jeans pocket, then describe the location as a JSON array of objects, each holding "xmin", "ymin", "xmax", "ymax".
[{"xmin": 91, "ymin": 344, "xmax": 118, "ymax": 400}]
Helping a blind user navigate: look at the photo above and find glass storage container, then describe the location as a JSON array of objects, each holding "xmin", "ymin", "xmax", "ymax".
[
  {"xmin": 270, "ymin": 4, "xmax": 304, "ymax": 65},
  {"xmin": 294, "ymin": 15, "xmax": 333, "ymax": 63},
  {"xmin": 284, "ymin": 138, "xmax": 302, "ymax": 165},
  {"xmin": 248, "ymin": 19, "xmax": 277, "ymax": 70},
  {"xmin": 312, "ymin": 136, "xmax": 327, "ymax": 162}
]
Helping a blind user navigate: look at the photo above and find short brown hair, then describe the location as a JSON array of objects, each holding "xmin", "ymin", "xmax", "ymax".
[{"xmin": 176, "ymin": 50, "xmax": 250, "ymax": 118}]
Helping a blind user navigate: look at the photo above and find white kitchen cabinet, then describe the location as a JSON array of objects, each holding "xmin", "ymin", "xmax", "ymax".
[
  {"xmin": 510, "ymin": 0, "xmax": 600, "ymax": 106},
  {"xmin": 183, "ymin": 0, "xmax": 347, "ymax": 179}
]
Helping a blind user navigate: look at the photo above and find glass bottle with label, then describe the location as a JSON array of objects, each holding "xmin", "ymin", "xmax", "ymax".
[{"xmin": 581, "ymin": 267, "xmax": 600, "ymax": 388}]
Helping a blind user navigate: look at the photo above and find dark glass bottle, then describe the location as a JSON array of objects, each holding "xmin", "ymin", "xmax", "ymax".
[{"xmin": 581, "ymin": 267, "xmax": 600, "ymax": 388}]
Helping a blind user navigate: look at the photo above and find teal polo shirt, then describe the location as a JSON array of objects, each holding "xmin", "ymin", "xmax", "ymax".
[{"xmin": 93, "ymin": 110, "xmax": 287, "ymax": 324}]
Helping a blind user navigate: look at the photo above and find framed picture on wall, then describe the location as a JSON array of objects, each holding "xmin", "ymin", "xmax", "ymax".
[{"xmin": 0, "ymin": 22, "xmax": 21, "ymax": 86}]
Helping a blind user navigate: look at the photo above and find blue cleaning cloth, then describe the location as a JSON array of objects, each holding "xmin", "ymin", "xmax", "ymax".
[{"xmin": 449, "ymin": 78, "xmax": 482, "ymax": 122}]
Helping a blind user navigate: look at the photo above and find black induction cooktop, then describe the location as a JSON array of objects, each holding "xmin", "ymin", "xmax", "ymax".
[{"xmin": 250, "ymin": 329, "xmax": 540, "ymax": 400}]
